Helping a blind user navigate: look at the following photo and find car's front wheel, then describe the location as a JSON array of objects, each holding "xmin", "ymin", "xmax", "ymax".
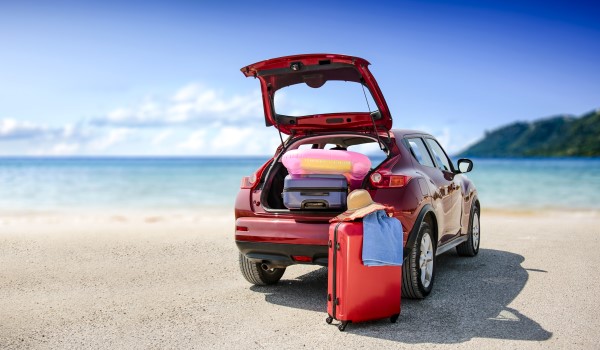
[
  {"xmin": 239, "ymin": 253, "xmax": 286, "ymax": 285},
  {"xmin": 402, "ymin": 221, "xmax": 436, "ymax": 299},
  {"xmin": 456, "ymin": 205, "xmax": 480, "ymax": 257}
]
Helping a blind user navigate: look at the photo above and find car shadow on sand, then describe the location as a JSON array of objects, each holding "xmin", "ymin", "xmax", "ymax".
[{"xmin": 250, "ymin": 248, "xmax": 552, "ymax": 343}]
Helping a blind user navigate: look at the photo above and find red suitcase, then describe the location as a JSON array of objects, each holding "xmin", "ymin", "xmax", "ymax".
[{"xmin": 326, "ymin": 221, "xmax": 402, "ymax": 331}]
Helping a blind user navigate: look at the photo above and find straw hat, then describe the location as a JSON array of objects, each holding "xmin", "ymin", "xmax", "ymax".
[{"xmin": 331, "ymin": 189, "xmax": 391, "ymax": 222}]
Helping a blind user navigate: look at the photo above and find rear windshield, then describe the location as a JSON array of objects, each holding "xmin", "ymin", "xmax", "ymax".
[
  {"xmin": 290, "ymin": 133, "xmax": 390, "ymax": 173},
  {"xmin": 273, "ymin": 81, "xmax": 378, "ymax": 117}
]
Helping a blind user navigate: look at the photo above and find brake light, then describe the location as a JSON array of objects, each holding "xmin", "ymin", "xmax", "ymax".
[
  {"xmin": 370, "ymin": 172, "xmax": 411, "ymax": 188},
  {"xmin": 240, "ymin": 173, "xmax": 257, "ymax": 189},
  {"xmin": 236, "ymin": 226, "xmax": 249, "ymax": 232},
  {"xmin": 240, "ymin": 159, "xmax": 272, "ymax": 190}
]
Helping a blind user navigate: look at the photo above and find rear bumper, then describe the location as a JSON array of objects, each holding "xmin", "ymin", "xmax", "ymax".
[
  {"xmin": 235, "ymin": 216, "xmax": 330, "ymax": 267},
  {"xmin": 236, "ymin": 241, "xmax": 328, "ymax": 267},
  {"xmin": 235, "ymin": 216, "xmax": 330, "ymax": 245}
]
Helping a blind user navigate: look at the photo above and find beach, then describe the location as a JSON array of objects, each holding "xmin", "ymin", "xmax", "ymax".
[{"xmin": 1, "ymin": 209, "xmax": 599, "ymax": 349}]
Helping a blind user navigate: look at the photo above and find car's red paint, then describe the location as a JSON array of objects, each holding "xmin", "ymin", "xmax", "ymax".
[
  {"xmin": 234, "ymin": 129, "xmax": 478, "ymax": 265},
  {"xmin": 234, "ymin": 55, "xmax": 479, "ymax": 273},
  {"xmin": 240, "ymin": 53, "xmax": 392, "ymax": 134},
  {"xmin": 235, "ymin": 217, "xmax": 329, "ymax": 245}
]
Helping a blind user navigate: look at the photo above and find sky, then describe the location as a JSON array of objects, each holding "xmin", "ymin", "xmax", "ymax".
[{"xmin": 0, "ymin": 0, "xmax": 598, "ymax": 156}]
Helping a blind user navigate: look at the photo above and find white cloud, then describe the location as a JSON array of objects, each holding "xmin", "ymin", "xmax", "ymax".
[
  {"xmin": 208, "ymin": 127, "xmax": 254, "ymax": 151},
  {"xmin": 209, "ymin": 126, "xmax": 277, "ymax": 155},
  {"xmin": 434, "ymin": 127, "xmax": 451, "ymax": 151},
  {"xmin": 100, "ymin": 99, "xmax": 163, "ymax": 126},
  {"xmin": 177, "ymin": 129, "xmax": 207, "ymax": 151},
  {"xmin": 151, "ymin": 129, "xmax": 173, "ymax": 146},
  {"xmin": 0, "ymin": 118, "xmax": 49, "ymax": 140},
  {"xmin": 0, "ymin": 118, "xmax": 96, "ymax": 155},
  {"xmin": 173, "ymin": 83, "xmax": 201, "ymax": 102},
  {"xmin": 0, "ymin": 81, "xmax": 283, "ymax": 155},
  {"xmin": 405, "ymin": 123, "xmax": 472, "ymax": 155},
  {"xmin": 61, "ymin": 124, "xmax": 77, "ymax": 138},
  {"xmin": 0, "ymin": 118, "xmax": 135, "ymax": 155},
  {"xmin": 91, "ymin": 128, "xmax": 132, "ymax": 150},
  {"xmin": 94, "ymin": 83, "xmax": 264, "ymax": 127},
  {"xmin": 176, "ymin": 126, "xmax": 280, "ymax": 155},
  {"xmin": 169, "ymin": 83, "xmax": 263, "ymax": 121},
  {"xmin": 50, "ymin": 142, "xmax": 80, "ymax": 155},
  {"xmin": 7, "ymin": 82, "xmax": 489, "ymax": 156}
]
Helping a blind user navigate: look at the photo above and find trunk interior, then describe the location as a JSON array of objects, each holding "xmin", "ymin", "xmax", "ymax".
[{"xmin": 261, "ymin": 133, "xmax": 390, "ymax": 212}]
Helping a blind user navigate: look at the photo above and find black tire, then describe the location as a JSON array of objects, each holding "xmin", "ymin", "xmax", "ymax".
[
  {"xmin": 402, "ymin": 221, "xmax": 436, "ymax": 299},
  {"xmin": 238, "ymin": 252, "xmax": 286, "ymax": 285},
  {"xmin": 456, "ymin": 205, "xmax": 480, "ymax": 257}
]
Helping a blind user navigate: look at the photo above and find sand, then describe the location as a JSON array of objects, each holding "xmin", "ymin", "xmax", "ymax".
[{"xmin": 1, "ymin": 209, "xmax": 599, "ymax": 349}]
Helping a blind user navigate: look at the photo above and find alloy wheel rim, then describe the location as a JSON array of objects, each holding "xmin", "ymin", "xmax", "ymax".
[
  {"xmin": 419, "ymin": 232, "xmax": 434, "ymax": 288},
  {"xmin": 472, "ymin": 212, "xmax": 480, "ymax": 249}
]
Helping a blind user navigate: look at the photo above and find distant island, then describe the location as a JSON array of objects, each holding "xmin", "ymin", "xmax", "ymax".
[{"xmin": 457, "ymin": 109, "xmax": 600, "ymax": 157}]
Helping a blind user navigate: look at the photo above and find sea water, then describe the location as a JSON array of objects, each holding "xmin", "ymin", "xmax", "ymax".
[{"xmin": 0, "ymin": 157, "xmax": 598, "ymax": 211}]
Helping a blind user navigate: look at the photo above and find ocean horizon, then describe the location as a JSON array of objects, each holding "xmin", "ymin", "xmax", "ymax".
[{"xmin": 0, "ymin": 156, "xmax": 599, "ymax": 212}]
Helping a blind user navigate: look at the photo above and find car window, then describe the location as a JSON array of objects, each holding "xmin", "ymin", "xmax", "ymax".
[
  {"xmin": 425, "ymin": 139, "xmax": 452, "ymax": 172},
  {"xmin": 273, "ymin": 81, "xmax": 377, "ymax": 116},
  {"xmin": 297, "ymin": 144, "xmax": 317, "ymax": 150},
  {"xmin": 406, "ymin": 138, "xmax": 435, "ymax": 167},
  {"xmin": 348, "ymin": 142, "xmax": 386, "ymax": 167}
]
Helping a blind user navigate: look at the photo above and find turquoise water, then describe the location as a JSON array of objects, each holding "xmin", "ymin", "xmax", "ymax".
[
  {"xmin": 0, "ymin": 157, "xmax": 598, "ymax": 211},
  {"xmin": 464, "ymin": 158, "xmax": 600, "ymax": 210}
]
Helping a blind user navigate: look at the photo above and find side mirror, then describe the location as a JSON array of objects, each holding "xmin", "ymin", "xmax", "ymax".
[{"xmin": 457, "ymin": 158, "xmax": 473, "ymax": 173}]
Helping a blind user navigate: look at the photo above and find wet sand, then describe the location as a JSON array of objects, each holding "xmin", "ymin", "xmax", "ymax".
[{"xmin": 1, "ymin": 209, "xmax": 599, "ymax": 349}]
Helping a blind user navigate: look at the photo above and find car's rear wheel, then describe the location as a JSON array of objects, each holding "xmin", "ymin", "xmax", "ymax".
[
  {"xmin": 239, "ymin": 253, "xmax": 286, "ymax": 285},
  {"xmin": 456, "ymin": 206, "xmax": 480, "ymax": 257},
  {"xmin": 402, "ymin": 221, "xmax": 436, "ymax": 299}
]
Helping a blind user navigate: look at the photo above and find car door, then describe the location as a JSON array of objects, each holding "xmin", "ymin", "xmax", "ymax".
[{"xmin": 423, "ymin": 138, "xmax": 463, "ymax": 243}]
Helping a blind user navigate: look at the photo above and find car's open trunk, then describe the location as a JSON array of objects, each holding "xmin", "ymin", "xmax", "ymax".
[{"xmin": 260, "ymin": 133, "xmax": 390, "ymax": 212}]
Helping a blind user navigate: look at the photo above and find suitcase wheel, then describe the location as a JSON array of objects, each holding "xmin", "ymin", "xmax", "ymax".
[
  {"xmin": 390, "ymin": 314, "xmax": 400, "ymax": 323},
  {"xmin": 325, "ymin": 316, "xmax": 333, "ymax": 324},
  {"xmin": 338, "ymin": 321, "xmax": 349, "ymax": 332}
]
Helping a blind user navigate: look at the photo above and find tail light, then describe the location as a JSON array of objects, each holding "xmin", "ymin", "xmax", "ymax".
[
  {"xmin": 370, "ymin": 172, "xmax": 411, "ymax": 188},
  {"xmin": 366, "ymin": 153, "xmax": 408, "ymax": 189},
  {"xmin": 240, "ymin": 159, "xmax": 272, "ymax": 190},
  {"xmin": 240, "ymin": 173, "xmax": 257, "ymax": 189}
]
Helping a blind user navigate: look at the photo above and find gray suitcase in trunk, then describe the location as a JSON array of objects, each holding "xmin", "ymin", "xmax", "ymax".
[{"xmin": 282, "ymin": 175, "xmax": 348, "ymax": 210}]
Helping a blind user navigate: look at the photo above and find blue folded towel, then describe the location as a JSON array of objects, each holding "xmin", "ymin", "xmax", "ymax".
[{"xmin": 362, "ymin": 210, "xmax": 404, "ymax": 266}]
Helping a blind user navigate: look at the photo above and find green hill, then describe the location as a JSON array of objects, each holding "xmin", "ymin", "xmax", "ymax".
[{"xmin": 457, "ymin": 109, "xmax": 600, "ymax": 157}]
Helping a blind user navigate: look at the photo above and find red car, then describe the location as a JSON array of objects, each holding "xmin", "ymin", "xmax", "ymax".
[{"xmin": 235, "ymin": 54, "xmax": 480, "ymax": 298}]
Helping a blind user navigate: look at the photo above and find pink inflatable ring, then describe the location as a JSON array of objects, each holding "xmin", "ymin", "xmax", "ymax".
[{"xmin": 282, "ymin": 149, "xmax": 371, "ymax": 181}]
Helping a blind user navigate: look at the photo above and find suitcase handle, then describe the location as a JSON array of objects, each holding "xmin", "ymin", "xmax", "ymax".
[{"xmin": 301, "ymin": 200, "xmax": 329, "ymax": 209}]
